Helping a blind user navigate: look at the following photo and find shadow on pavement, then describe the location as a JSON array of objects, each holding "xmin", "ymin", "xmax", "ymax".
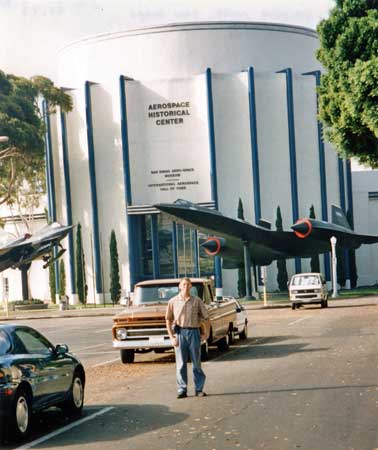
[
  {"xmin": 327, "ymin": 303, "xmax": 377, "ymax": 309},
  {"xmin": 2, "ymin": 404, "xmax": 188, "ymax": 449},
  {"xmin": 248, "ymin": 335, "xmax": 299, "ymax": 345},
  {"xmin": 205, "ymin": 383, "xmax": 378, "ymax": 397}
]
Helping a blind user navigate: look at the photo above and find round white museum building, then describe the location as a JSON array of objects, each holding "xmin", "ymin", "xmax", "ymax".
[{"xmin": 3, "ymin": 21, "xmax": 378, "ymax": 303}]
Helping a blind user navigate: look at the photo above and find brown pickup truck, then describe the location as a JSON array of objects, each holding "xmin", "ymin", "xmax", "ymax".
[{"xmin": 112, "ymin": 278, "xmax": 237, "ymax": 363}]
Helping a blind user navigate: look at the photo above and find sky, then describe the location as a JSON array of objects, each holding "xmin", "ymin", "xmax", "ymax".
[{"xmin": 0, "ymin": 0, "xmax": 335, "ymax": 80}]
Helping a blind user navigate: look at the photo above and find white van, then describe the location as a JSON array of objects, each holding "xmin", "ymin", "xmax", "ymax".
[{"xmin": 289, "ymin": 273, "xmax": 328, "ymax": 310}]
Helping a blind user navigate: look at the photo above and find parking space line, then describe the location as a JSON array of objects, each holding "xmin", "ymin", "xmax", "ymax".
[
  {"xmin": 73, "ymin": 343, "xmax": 107, "ymax": 352},
  {"xmin": 92, "ymin": 357, "xmax": 120, "ymax": 368},
  {"xmin": 15, "ymin": 406, "xmax": 115, "ymax": 450},
  {"xmin": 289, "ymin": 317, "xmax": 311, "ymax": 326}
]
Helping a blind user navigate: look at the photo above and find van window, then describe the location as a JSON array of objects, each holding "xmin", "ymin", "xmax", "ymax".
[{"xmin": 291, "ymin": 275, "xmax": 320, "ymax": 287}]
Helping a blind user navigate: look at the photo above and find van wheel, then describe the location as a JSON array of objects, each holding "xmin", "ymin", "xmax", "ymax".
[
  {"xmin": 121, "ymin": 349, "xmax": 135, "ymax": 363},
  {"xmin": 217, "ymin": 335, "xmax": 229, "ymax": 352},
  {"xmin": 201, "ymin": 342, "xmax": 209, "ymax": 361}
]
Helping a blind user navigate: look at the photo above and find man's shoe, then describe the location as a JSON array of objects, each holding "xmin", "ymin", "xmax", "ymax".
[
  {"xmin": 195, "ymin": 391, "xmax": 207, "ymax": 397},
  {"xmin": 177, "ymin": 391, "xmax": 187, "ymax": 399}
]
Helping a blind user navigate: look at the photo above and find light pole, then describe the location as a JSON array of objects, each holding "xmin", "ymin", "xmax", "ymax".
[{"xmin": 330, "ymin": 236, "xmax": 338, "ymax": 298}]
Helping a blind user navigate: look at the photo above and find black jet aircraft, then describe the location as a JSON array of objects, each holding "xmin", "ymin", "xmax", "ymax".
[
  {"xmin": 0, "ymin": 222, "xmax": 73, "ymax": 300},
  {"xmin": 154, "ymin": 199, "xmax": 378, "ymax": 270},
  {"xmin": 0, "ymin": 222, "xmax": 73, "ymax": 272}
]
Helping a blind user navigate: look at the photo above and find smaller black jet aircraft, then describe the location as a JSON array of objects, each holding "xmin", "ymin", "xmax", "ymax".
[
  {"xmin": 0, "ymin": 222, "xmax": 73, "ymax": 273},
  {"xmin": 0, "ymin": 222, "xmax": 73, "ymax": 300}
]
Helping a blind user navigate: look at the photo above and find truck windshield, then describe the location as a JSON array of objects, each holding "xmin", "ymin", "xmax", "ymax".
[
  {"xmin": 134, "ymin": 284, "xmax": 202, "ymax": 305},
  {"xmin": 291, "ymin": 275, "xmax": 320, "ymax": 286}
]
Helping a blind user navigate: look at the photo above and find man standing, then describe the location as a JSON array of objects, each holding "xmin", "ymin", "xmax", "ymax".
[{"xmin": 166, "ymin": 277, "xmax": 210, "ymax": 399}]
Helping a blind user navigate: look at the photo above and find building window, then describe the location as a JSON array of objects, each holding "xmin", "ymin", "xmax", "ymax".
[{"xmin": 158, "ymin": 214, "xmax": 174, "ymax": 276}]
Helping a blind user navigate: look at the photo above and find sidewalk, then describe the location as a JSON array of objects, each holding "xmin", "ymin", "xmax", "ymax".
[
  {"xmin": 0, "ymin": 305, "xmax": 125, "ymax": 321},
  {"xmin": 1, "ymin": 295, "xmax": 375, "ymax": 321}
]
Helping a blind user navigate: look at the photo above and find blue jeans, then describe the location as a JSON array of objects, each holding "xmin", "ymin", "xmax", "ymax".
[{"xmin": 175, "ymin": 328, "xmax": 206, "ymax": 394}]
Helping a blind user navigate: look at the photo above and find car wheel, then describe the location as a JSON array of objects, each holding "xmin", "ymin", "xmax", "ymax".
[
  {"xmin": 6, "ymin": 387, "xmax": 32, "ymax": 441},
  {"xmin": 239, "ymin": 322, "xmax": 248, "ymax": 340},
  {"xmin": 217, "ymin": 334, "xmax": 229, "ymax": 352},
  {"xmin": 200, "ymin": 341, "xmax": 209, "ymax": 361},
  {"xmin": 121, "ymin": 349, "xmax": 135, "ymax": 364},
  {"xmin": 321, "ymin": 300, "xmax": 326, "ymax": 308},
  {"xmin": 325, "ymin": 300, "xmax": 328, "ymax": 308},
  {"xmin": 62, "ymin": 371, "xmax": 85, "ymax": 416}
]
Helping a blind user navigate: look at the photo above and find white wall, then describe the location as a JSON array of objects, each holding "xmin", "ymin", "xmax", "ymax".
[{"xmin": 353, "ymin": 171, "xmax": 378, "ymax": 286}]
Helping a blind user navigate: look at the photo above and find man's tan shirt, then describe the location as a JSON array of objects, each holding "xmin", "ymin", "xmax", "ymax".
[{"xmin": 165, "ymin": 295, "xmax": 209, "ymax": 328}]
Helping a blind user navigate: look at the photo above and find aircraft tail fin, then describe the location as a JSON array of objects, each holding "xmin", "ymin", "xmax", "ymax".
[{"xmin": 331, "ymin": 205, "xmax": 351, "ymax": 229}]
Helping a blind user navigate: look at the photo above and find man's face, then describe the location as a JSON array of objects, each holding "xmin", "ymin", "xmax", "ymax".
[{"xmin": 179, "ymin": 280, "xmax": 192, "ymax": 297}]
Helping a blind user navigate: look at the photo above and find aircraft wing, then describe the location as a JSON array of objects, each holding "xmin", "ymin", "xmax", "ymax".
[{"xmin": 0, "ymin": 223, "xmax": 73, "ymax": 272}]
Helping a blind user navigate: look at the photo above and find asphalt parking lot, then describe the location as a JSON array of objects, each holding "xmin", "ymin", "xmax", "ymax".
[{"xmin": 2, "ymin": 297, "xmax": 378, "ymax": 450}]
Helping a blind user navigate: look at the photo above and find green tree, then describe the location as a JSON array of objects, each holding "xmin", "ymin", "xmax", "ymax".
[
  {"xmin": 0, "ymin": 70, "xmax": 72, "ymax": 206},
  {"xmin": 237, "ymin": 198, "xmax": 246, "ymax": 297},
  {"xmin": 76, "ymin": 223, "xmax": 87, "ymax": 304},
  {"xmin": 109, "ymin": 230, "xmax": 121, "ymax": 304},
  {"xmin": 59, "ymin": 259, "xmax": 66, "ymax": 297},
  {"xmin": 317, "ymin": 0, "xmax": 378, "ymax": 167},
  {"xmin": 276, "ymin": 206, "xmax": 288, "ymax": 291},
  {"xmin": 309, "ymin": 205, "xmax": 321, "ymax": 273},
  {"xmin": 49, "ymin": 258, "xmax": 56, "ymax": 303}
]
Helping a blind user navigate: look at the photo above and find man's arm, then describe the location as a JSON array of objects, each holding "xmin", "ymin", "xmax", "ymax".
[
  {"xmin": 198, "ymin": 298, "xmax": 210, "ymax": 341},
  {"xmin": 165, "ymin": 302, "xmax": 179, "ymax": 347},
  {"xmin": 200, "ymin": 318, "xmax": 211, "ymax": 341}
]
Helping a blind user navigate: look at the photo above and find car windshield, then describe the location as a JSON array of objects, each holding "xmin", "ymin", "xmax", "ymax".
[
  {"xmin": 134, "ymin": 284, "xmax": 202, "ymax": 305},
  {"xmin": 0, "ymin": 330, "xmax": 11, "ymax": 356},
  {"xmin": 291, "ymin": 275, "xmax": 320, "ymax": 286}
]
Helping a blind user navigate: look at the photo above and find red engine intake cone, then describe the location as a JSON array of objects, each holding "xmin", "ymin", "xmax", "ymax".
[{"xmin": 292, "ymin": 219, "xmax": 312, "ymax": 239}]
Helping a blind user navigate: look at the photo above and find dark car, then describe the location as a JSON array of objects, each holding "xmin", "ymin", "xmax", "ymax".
[{"xmin": 0, "ymin": 324, "xmax": 85, "ymax": 442}]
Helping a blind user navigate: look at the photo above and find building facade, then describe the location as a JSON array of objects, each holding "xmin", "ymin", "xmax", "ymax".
[{"xmin": 3, "ymin": 22, "xmax": 374, "ymax": 304}]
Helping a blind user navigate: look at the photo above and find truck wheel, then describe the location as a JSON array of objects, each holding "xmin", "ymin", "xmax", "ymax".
[
  {"xmin": 217, "ymin": 335, "xmax": 229, "ymax": 352},
  {"xmin": 201, "ymin": 342, "xmax": 209, "ymax": 361},
  {"xmin": 291, "ymin": 303, "xmax": 296, "ymax": 310},
  {"xmin": 239, "ymin": 322, "xmax": 248, "ymax": 340},
  {"xmin": 120, "ymin": 349, "xmax": 135, "ymax": 364},
  {"xmin": 228, "ymin": 328, "xmax": 234, "ymax": 345}
]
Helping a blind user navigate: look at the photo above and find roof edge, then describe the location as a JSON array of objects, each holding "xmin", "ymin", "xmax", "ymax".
[{"xmin": 59, "ymin": 21, "xmax": 318, "ymax": 54}]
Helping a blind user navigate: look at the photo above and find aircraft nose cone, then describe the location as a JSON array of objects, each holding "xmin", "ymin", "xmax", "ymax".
[{"xmin": 292, "ymin": 219, "xmax": 312, "ymax": 238}]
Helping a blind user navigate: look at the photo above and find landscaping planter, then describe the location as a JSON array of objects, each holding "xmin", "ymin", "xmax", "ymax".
[{"xmin": 14, "ymin": 303, "xmax": 48, "ymax": 311}]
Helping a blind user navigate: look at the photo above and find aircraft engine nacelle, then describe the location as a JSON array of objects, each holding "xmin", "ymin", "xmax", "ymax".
[
  {"xmin": 292, "ymin": 219, "xmax": 313, "ymax": 239},
  {"xmin": 201, "ymin": 236, "xmax": 226, "ymax": 256}
]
